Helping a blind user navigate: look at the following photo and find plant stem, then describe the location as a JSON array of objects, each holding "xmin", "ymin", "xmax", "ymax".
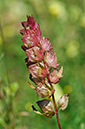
[
  {"xmin": 52, "ymin": 94, "xmax": 61, "ymax": 129},
  {"xmin": 47, "ymin": 76, "xmax": 61, "ymax": 129}
]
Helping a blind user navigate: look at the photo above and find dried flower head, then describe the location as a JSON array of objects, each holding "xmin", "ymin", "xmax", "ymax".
[
  {"xmin": 32, "ymin": 99, "xmax": 55, "ymax": 118},
  {"xmin": 58, "ymin": 94, "xmax": 69, "ymax": 110}
]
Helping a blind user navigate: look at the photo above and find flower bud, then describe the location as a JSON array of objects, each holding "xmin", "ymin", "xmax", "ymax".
[
  {"xmin": 49, "ymin": 66, "xmax": 63, "ymax": 84},
  {"xmin": 28, "ymin": 62, "xmax": 49, "ymax": 78},
  {"xmin": 58, "ymin": 93, "xmax": 69, "ymax": 110},
  {"xmin": 21, "ymin": 30, "xmax": 40, "ymax": 48},
  {"xmin": 44, "ymin": 51, "xmax": 58, "ymax": 68},
  {"xmin": 27, "ymin": 15, "xmax": 37, "ymax": 30},
  {"xmin": 26, "ymin": 46, "xmax": 44, "ymax": 62},
  {"xmin": 40, "ymin": 37, "xmax": 52, "ymax": 52},
  {"xmin": 27, "ymin": 15, "xmax": 41, "ymax": 38}
]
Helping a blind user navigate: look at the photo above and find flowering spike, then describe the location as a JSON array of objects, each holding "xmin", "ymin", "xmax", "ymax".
[{"xmin": 20, "ymin": 15, "xmax": 69, "ymax": 128}]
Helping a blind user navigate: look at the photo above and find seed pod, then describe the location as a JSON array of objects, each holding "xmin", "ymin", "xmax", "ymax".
[
  {"xmin": 58, "ymin": 93, "xmax": 69, "ymax": 110},
  {"xmin": 28, "ymin": 82, "xmax": 49, "ymax": 98},
  {"xmin": 36, "ymin": 99, "xmax": 55, "ymax": 117},
  {"xmin": 35, "ymin": 84, "xmax": 49, "ymax": 98}
]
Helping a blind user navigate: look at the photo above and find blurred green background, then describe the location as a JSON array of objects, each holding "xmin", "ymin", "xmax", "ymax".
[{"xmin": 0, "ymin": 0, "xmax": 85, "ymax": 129}]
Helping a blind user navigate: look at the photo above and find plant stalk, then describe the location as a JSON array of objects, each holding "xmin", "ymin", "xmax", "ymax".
[
  {"xmin": 52, "ymin": 94, "xmax": 61, "ymax": 129},
  {"xmin": 47, "ymin": 76, "xmax": 61, "ymax": 129}
]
